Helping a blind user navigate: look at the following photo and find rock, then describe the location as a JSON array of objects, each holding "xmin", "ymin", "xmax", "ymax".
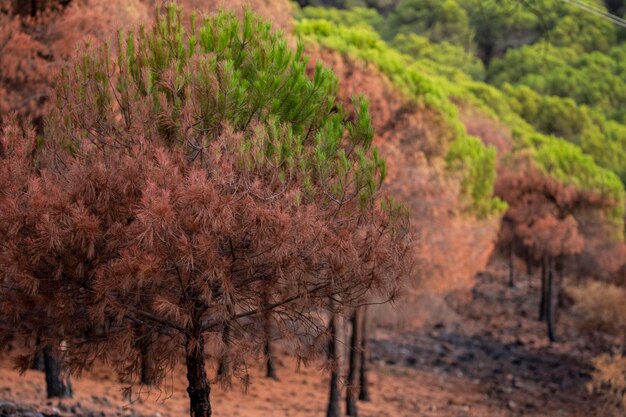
[
  {"xmin": 0, "ymin": 401, "xmax": 17, "ymax": 416},
  {"xmin": 508, "ymin": 400, "xmax": 517, "ymax": 410},
  {"xmin": 21, "ymin": 412, "xmax": 45, "ymax": 417}
]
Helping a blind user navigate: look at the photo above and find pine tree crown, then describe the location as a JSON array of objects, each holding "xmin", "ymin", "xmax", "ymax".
[{"xmin": 49, "ymin": 3, "xmax": 390, "ymax": 208}]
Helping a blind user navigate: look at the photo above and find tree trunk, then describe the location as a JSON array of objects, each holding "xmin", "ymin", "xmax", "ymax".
[
  {"xmin": 31, "ymin": 335, "xmax": 45, "ymax": 372},
  {"xmin": 326, "ymin": 311, "xmax": 341, "ymax": 417},
  {"xmin": 508, "ymin": 246, "xmax": 515, "ymax": 288},
  {"xmin": 43, "ymin": 344, "xmax": 72, "ymax": 398},
  {"xmin": 264, "ymin": 315, "xmax": 278, "ymax": 380},
  {"xmin": 32, "ymin": 351, "xmax": 45, "ymax": 372},
  {"xmin": 478, "ymin": 38, "xmax": 494, "ymax": 67},
  {"xmin": 217, "ymin": 324, "xmax": 230, "ymax": 379},
  {"xmin": 539, "ymin": 258, "xmax": 547, "ymax": 322},
  {"xmin": 185, "ymin": 334, "xmax": 211, "ymax": 417},
  {"xmin": 546, "ymin": 258, "xmax": 556, "ymax": 342},
  {"xmin": 358, "ymin": 306, "xmax": 370, "ymax": 402},
  {"xmin": 139, "ymin": 335, "xmax": 156, "ymax": 386},
  {"xmin": 346, "ymin": 310, "xmax": 361, "ymax": 416}
]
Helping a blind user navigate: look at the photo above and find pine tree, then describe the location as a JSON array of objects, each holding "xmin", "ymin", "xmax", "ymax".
[
  {"xmin": 0, "ymin": 4, "xmax": 411, "ymax": 416},
  {"xmin": 495, "ymin": 166, "xmax": 614, "ymax": 341}
]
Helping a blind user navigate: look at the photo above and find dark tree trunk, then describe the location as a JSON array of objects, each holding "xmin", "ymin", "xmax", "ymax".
[
  {"xmin": 358, "ymin": 307, "xmax": 370, "ymax": 402},
  {"xmin": 326, "ymin": 312, "xmax": 341, "ymax": 417},
  {"xmin": 32, "ymin": 351, "xmax": 45, "ymax": 372},
  {"xmin": 31, "ymin": 335, "xmax": 45, "ymax": 372},
  {"xmin": 539, "ymin": 258, "xmax": 547, "ymax": 322},
  {"xmin": 546, "ymin": 258, "xmax": 556, "ymax": 342},
  {"xmin": 526, "ymin": 252, "xmax": 533, "ymax": 275},
  {"xmin": 139, "ymin": 335, "xmax": 156, "ymax": 386},
  {"xmin": 264, "ymin": 315, "xmax": 278, "ymax": 380},
  {"xmin": 478, "ymin": 37, "xmax": 494, "ymax": 67},
  {"xmin": 346, "ymin": 310, "xmax": 361, "ymax": 416},
  {"xmin": 185, "ymin": 334, "xmax": 211, "ymax": 417},
  {"xmin": 217, "ymin": 324, "xmax": 230, "ymax": 379},
  {"xmin": 43, "ymin": 344, "xmax": 72, "ymax": 398},
  {"xmin": 508, "ymin": 246, "xmax": 515, "ymax": 288}
]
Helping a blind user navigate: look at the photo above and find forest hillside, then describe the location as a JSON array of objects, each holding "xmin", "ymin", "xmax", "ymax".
[{"xmin": 1, "ymin": 0, "xmax": 626, "ymax": 416}]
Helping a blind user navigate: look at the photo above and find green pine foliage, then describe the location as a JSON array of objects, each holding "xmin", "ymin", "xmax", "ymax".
[
  {"xmin": 445, "ymin": 136, "xmax": 507, "ymax": 218},
  {"xmin": 385, "ymin": 0, "xmax": 475, "ymax": 46},
  {"xmin": 489, "ymin": 43, "xmax": 626, "ymax": 120},
  {"xmin": 391, "ymin": 33, "xmax": 485, "ymax": 80},
  {"xmin": 295, "ymin": 15, "xmax": 506, "ymax": 217},
  {"xmin": 296, "ymin": 5, "xmax": 386, "ymax": 31},
  {"xmin": 294, "ymin": 1, "xmax": 626, "ymax": 232},
  {"xmin": 51, "ymin": 4, "xmax": 388, "ymax": 207}
]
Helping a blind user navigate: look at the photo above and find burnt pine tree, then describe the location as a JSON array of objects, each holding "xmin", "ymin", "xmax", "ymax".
[
  {"xmin": 495, "ymin": 166, "xmax": 616, "ymax": 341},
  {"xmin": 0, "ymin": 123, "xmax": 72, "ymax": 398},
  {"xmin": 0, "ymin": 5, "xmax": 411, "ymax": 417}
]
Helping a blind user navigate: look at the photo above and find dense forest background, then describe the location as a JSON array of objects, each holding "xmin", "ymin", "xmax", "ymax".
[
  {"xmin": 293, "ymin": 0, "xmax": 626, "ymax": 408},
  {"xmin": 292, "ymin": 0, "xmax": 626, "ymax": 338}
]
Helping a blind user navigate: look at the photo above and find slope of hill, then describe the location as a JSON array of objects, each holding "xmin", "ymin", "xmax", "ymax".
[{"xmin": 293, "ymin": 2, "xmax": 626, "ymax": 287}]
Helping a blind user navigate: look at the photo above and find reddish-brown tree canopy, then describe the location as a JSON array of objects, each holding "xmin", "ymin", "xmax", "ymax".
[
  {"xmin": 495, "ymin": 165, "xmax": 612, "ymax": 261},
  {"xmin": 0, "ymin": 5, "xmax": 412, "ymax": 415}
]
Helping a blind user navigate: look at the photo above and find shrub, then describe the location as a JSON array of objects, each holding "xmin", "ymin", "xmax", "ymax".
[
  {"xmin": 391, "ymin": 33, "xmax": 485, "ymax": 80},
  {"xmin": 588, "ymin": 353, "xmax": 626, "ymax": 412},
  {"xmin": 445, "ymin": 136, "xmax": 506, "ymax": 218},
  {"xmin": 385, "ymin": 0, "xmax": 474, "ymax": 47},
  {"xmin": 570, "ymin": 281, "xmax": 626, "ymax": 412}
]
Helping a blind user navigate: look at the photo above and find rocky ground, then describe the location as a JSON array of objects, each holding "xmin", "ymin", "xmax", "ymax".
[{"xmin": 0, "ymin": 263, "xmax": 613, "ymax": 417}]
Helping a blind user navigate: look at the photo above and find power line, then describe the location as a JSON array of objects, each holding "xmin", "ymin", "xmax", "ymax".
[
  {"xmin": 558, "ymin": 0, "xmax": 626, "ymax": 28},
  {"xmin": 566, "ymin": 0, "xmax": 626, "ymax": 25},
  {"xmin": 570, "ymin": 0, "xmax": 618, "ymax": 14}
]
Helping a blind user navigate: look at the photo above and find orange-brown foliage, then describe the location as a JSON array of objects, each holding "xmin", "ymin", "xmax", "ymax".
[
  {"xmin": 307, "ymin": 47, "xmax": 499, "ymax": 298},
  {"xmin": 0, "ymin": 116, "xmax": 409, "ymax": 412},
  {"xmin": 0, "ymin": 0, "xmax": 291, "ymax": 127},
  {"xmin": 458, "ymin": 105, "xmax": 513, "ymax": 155},
  {"xmin": 0, "ymin": 10, "xmax": 411, "ymax": 414},
  {"xmin": 495, "ymin": 165, "xmax": 611, "ymax": 263}
]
